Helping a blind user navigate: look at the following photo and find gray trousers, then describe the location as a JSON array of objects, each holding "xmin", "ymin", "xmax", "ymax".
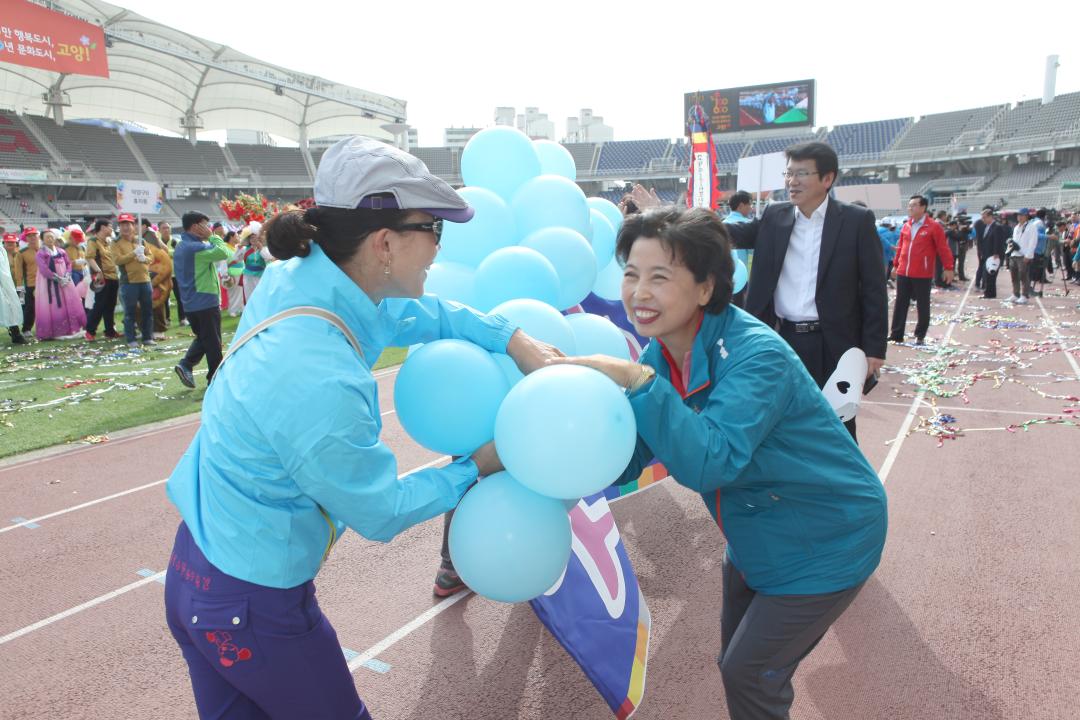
[{"xmin": 719, "ymin": 556, "xmax": 864, "ymax": 720}]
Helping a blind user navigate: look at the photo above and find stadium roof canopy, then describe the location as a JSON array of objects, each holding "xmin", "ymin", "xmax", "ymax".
[{"xmin": 1, "ymin": 0, "xmax": 408, "ymax": 144}]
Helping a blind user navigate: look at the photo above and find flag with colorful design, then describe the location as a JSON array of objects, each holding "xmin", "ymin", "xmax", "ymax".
[
  {"xmin": 530, "ymin": 462, "xmax": 669, "ymax": 718},
  {"xmin": 686, "ymin": 103, "xmax": 720, "ymax": 211}
]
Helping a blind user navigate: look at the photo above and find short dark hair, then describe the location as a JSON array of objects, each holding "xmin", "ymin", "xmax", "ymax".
[
  {"xmin": 182, "ymin": 211, "xmax": 209, "ymax": 230},
  {"xmin": 615, "ymin": 206, "xmax": 734, "ymax": 315},
  {"xmin": 729, "ymin": 191, "xmax": 752, "ymax": 211},
  {"xmin": 91, "ymin": 218, "xmax": 111, "ymax": 233},
  {"xmin": 141, "ymin": 218, "xmax": 152, "ymax": 227},
  {"xmin": 1035, "ymin": 208, "xmax": 1047, "ymax": 219},
  {"xmin": 910, "ymin": 195, "xmax": 929, "ymax": 208},
  {"xmin": 784, "ymin": 142, "xmax": 839, "ymax": 187}
]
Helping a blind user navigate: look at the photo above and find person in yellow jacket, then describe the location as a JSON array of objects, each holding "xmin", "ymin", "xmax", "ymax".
[
  {"xmin": 146, "ymin": 232, "xmax": 173, "ymax": 340},
  {"xmin": 112, "ymin": 213, "xmax": 154, "ymax": 348},
  {"xmin": 12, "ymin": 227, "xmax": 40, "ymax": 334}
]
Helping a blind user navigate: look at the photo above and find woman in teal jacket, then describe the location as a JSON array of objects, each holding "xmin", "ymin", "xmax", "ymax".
[
  {"xmin": 164, "ymin": 137, "xmax": 557, "ymax": 719},
  {"xmin": 556, "ymin": 206, "xmax": 887, "ymax": 720}
]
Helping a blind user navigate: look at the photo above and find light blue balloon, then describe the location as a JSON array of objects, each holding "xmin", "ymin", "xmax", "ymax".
[
  {"xmin": 587, "ymin": 197, "xmax": 623, "ymax": 233},
  {"xmin": 461, "ymin": 127, "xmax": 541, "ymax": 202},
  {"xmin": 589, "ymin": 209, "xmax": 616, "ymax": 269},
  {"xmin": 489, "ymin": 298, "xmax": 577, "ymax": 354},
  {"xmin": 733, "ymin": 257, "xmax": 748, "ymax": 294},
  {"xmin": 474, "ymin": 246, "xmax": 560, "ymax": 312},
  {"xmin": 520, "ymin": 227, "xmax": 597, "ymax": 311},
  {"xmin": 437, "ymin": 187, "xmax": 516, "ymax": 268},
  {"xmin": 394, "ymin": 339, "xmax": 509, "ymax": 455},
  {"xmin": 533, "ymin": 140, "xmax": 577, "ymax": 181},
  {"xmin": 511, "ymin": 175, "xmax": 590, "ymax": 242},
  {"xmin": 449, "ymin": 471, "xmax": 571, "ymax": 603},
  {"xmin": 490, "ymin": 352, "xmax": 524, "ymax": 387},
  {"xmin": 565, "ymin": 313, "xmax": 631, "ymax": 360},
  {"xmin": 495, "ymin": 365, "xmax": 638, "ymax": 499},
  {"xmin": 424, "ymin": 261, "xmax": 477, "ymax": 307},
  {"xmin": 592, "ymin": 257, "xmax": 624, "ymax": 301}
]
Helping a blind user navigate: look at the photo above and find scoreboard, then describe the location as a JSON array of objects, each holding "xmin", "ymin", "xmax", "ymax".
[{"xmin": 684, "ymin": 79, "xmax": 815, "ymax": 135}]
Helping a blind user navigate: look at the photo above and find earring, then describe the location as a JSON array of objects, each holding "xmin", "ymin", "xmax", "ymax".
[{"xmin": 383, "ymin": 261, "xmax": 391, "ymax": 276}]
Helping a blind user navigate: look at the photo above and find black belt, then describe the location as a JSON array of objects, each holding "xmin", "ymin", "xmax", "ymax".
[{"xmin": 780, "ymin": 319, "xmax": 821, "ymax": 334}]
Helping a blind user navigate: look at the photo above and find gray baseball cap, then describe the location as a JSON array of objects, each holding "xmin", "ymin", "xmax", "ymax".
[{"xmin": 314, "ymin": 136, "xmax": 474, "ymax": 222}]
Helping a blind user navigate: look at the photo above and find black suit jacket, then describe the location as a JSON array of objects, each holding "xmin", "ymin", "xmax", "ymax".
[
  {"xmin": 726, "ymin": 198, "xmax": 888, "ymax": 362},
  {"xmin": 975, "ymin": 220, "xmax": 1007, "ymax": 260}
]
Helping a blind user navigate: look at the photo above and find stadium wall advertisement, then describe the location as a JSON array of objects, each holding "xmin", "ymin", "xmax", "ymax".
[
  {"xmin": 0, "ymin": 1, "xmax": 109, "ymax": 78},
  {"xmin": 684, "ymin": 79, "xmax": 815, "ymax": 134}
]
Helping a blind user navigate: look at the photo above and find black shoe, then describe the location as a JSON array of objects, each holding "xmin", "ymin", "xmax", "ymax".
[
  {"xmin": 174, "ymin": 364, "xmax": 195, "ymax": 388},
  {"xmin": 9, "ymin": 329, "xmax": 26, "ymax": 344},
  {"xmin": 914, "ymin": 337, "xmax": 926, "ymax": 346},
  {"xmin": 888, "ymin": 335, "xmax": 904, "ymax": 343},
  {"xmin": 433, "ymin": 564, "xmax": 468, "ymax": 597}
]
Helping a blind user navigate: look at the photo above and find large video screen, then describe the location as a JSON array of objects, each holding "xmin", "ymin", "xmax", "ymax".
[{"xmin": 684, "ymin": 80, "xmax": 815, "ymax": 134}]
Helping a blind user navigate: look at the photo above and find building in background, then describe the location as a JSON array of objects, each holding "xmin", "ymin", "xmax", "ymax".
[
  {"xmin": 444, "ymin": 127, "xmax": 481, "ymax": 149},
  {"xmin": 565, "ymin": 108, "xmax": 614, "ymax": 143}
]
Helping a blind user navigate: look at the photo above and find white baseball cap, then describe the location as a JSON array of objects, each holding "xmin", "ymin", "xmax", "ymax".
[{"xmin": 314, "ymin": 136, "xmax": 474, "ymax": 222}]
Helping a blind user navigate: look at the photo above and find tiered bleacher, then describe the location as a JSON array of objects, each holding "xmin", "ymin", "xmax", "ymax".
[
  {"xmin": 596, "ymin": 140, "xmax": 669, "ymax": 174},
  {"xmin": 229, "ymin": 144, "xmax": 309, "ymax": 181},
  {"xmin": 3, "ymin": 90, "xmax": 1080, "ymax": 222},
  {"xmin": 892, "ymin": 105, "xmax": 1003, "ymax": 153},
  {"xmin": 745, "ymin": 132, "xmax": 822, "ymax": 156},
  {"xmin": 825, "ymin": 118, "xmax": 911, "ymax": 158},
  {"xmin": 0, "ymin": 111, "xmax": 50, "ymax": 170},
  {"xmin": 130, "ymin": 134, "xmax": 229, "ymax": 183},
  {"xmin": 31, "ymin": 119, "xmax": 146, "ymax": 179}
]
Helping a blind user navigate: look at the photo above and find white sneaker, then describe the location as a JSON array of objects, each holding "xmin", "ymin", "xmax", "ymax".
[
  {"xmin": 1003, "ymin": 295, "xmax": 1018, "ymax": 303},
  {"xmin": 1015, "ymin": 296, "xmax": 1029, "ymax": 305}
]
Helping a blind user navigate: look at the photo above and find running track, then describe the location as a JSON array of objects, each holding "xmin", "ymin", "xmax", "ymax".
[{"xmin": 2, "ymin": 273, "xmax": 1079, "ymax": 719}]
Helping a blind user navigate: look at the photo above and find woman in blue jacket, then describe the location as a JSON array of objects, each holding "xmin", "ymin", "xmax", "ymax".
[
  {"xmin": 556, "ymin": 206, "xmax": 887, "ymax": 720},
  {"xmin": 164, "ymin": 137, "xmax": 557, "ymax": 719}
]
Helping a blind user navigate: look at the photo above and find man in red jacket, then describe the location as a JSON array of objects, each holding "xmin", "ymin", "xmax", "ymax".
[{"xmin": 889, "ymin": 195, "xmax": 954, "ymax": 345}]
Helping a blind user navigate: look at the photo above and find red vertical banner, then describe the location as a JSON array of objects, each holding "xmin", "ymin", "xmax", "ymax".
[
  {"xmin": 0, "ymin": 1, "xmax": 109, "ymax": 78},
  {"xmin": 685, "ymin": 103, "xmax": 719, "ymax": 211}
]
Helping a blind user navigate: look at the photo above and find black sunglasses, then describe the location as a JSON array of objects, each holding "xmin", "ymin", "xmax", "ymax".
[{"xmin": 394, "ymin": 219, "xmax": 443, "ymax": 242}]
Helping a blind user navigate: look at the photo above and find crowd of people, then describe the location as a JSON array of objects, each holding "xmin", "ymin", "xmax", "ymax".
[{"xmin": 1, "ymin": 214, "xmax": 277, "ymax": 377}]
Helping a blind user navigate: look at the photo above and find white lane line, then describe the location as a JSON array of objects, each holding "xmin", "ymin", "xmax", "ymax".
[
  {"xmin": 0, "ymin": 455, "xmax": 452, "ymax": 644},
  {"xmin": 864, "ymin": 400, "xmax": 1072, "ymax": 418},
  {"xmin": 1, "ymin": 410, "xmax": 401, "ymax": 534},
  {"xmin": 1035, "ymin": 297, "xmax": 1080, "ymax": 381},
  {"xmin": 0, "ymin": 571, "xmax": 166, "ymax": 646},
  {"xmin": 0, "ymin": 478, "xmax": 168, "ymax": 534},
  {"xmin": 877, "ymin": 278, "xmax": 977, "ymax": 483},
  {"xmin": 347, "ymin": 591, "xmax": 472, "ymax": 672},
  {"xmin": 346, "ymin": 477, "xmax": 669, "ymax": 674}
]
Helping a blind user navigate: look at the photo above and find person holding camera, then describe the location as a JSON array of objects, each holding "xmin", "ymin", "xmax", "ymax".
[{"xmin": 1006, "ymin": 209, "xmax": 1038, "ymax": 304}]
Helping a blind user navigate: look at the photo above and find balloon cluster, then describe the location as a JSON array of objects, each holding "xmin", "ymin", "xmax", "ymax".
[{"xmin": 394, "ymin": 127, "xmax": 642, "ymax": 603}]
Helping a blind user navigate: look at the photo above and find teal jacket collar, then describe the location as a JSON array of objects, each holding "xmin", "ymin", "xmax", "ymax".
[{"xmin": 639, "ymin": 307, "xmax": 740, "ymax": 398}]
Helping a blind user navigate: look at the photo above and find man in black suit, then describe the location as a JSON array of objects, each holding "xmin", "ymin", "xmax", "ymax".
[
  {"xmin": 725, "ymin": 142, "xmax": 888, "ymax": 441},
  {"xmin": 974, "ymin": 208, "xmax": 1007, "ymax": 299}
]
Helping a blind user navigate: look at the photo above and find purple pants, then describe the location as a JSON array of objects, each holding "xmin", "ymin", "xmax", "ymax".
[{"xmin": 165, "ymin": 523, "xmax": 372, "ymax": 720}]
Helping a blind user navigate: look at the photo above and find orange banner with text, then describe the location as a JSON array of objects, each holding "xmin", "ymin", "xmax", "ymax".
[{"xmin": 0, "ymin": 1, "xmax": 109, "ymax": 78}]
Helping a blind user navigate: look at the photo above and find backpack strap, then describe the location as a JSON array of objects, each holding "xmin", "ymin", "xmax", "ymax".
[{"xmin": 217, "ymin": 305, "xmax": 362, "ymax": 374}]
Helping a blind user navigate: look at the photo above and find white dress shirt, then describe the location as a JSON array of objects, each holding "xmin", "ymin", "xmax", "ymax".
[{"xmin": 774, "ymin": 198, "xmax": 828, "ymax": 322}]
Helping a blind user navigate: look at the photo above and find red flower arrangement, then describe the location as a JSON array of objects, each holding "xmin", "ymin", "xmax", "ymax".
[{"xmin": 219, "ymin": 193, "xmax": 280, "ymax": 224}]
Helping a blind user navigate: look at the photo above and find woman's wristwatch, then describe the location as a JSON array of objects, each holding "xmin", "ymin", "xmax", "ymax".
[{"xmin": 626, "ymin": 364, "xmax": 656, "ymax": 394}]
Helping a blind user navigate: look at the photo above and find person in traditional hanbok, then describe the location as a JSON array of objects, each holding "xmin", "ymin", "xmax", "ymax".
[{"xmin": 34, "ymin": 229, "xmax": 87, "ymax": 340}]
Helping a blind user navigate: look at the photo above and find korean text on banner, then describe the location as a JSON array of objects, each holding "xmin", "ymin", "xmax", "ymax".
[
  {"xmin": 117, "ymin": 180, "xmax": 164, "ymax": 215},
  {"xmin": 0, "ymin": 1, "xmax": 109, "ymax": 78}
]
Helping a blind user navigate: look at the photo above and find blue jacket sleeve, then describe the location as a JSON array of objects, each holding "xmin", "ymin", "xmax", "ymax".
[
  {"xmin": 380, "ymin": 295, "xmax": 517, "ymax": 352},
  {"xmin": 628, "ymin": 347, "xmax": 794, "ymax": 493},
  {"xmin": 282, "ymin": 373, "xmax": 477, "ymax": 543}
]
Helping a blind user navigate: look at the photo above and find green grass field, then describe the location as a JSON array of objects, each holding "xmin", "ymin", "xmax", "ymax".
[{"xmin": 0, "ymin": 314, "xmax": 406, "ymax": 459}]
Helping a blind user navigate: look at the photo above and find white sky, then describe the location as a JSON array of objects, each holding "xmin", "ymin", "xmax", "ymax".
[{"xmin": 118, "ymin": 0, "xmax": 1079, "ymax": 147}]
